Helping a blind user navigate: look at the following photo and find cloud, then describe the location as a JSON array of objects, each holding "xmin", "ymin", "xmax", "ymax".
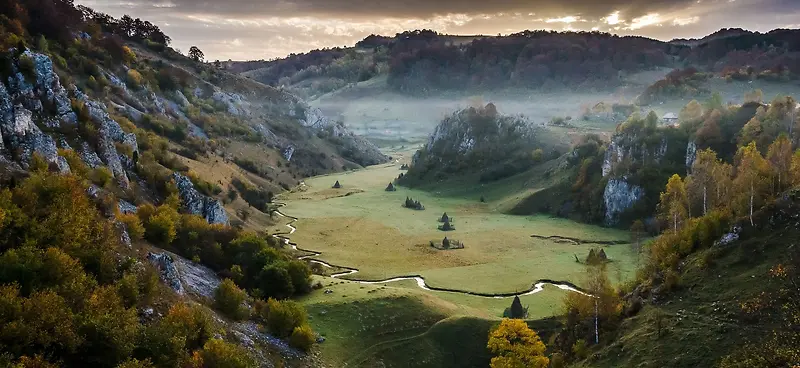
[{"xmin": 77, "ymin": 0, "xmax": 800, "ymax": 60}]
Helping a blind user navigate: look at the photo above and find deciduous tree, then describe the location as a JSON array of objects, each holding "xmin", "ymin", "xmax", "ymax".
[
  {"xmin": 766, "ymin": 135, "xmax": 793, "ymax": 193},
  {"xmin": 487, "ymin": 319, "xmax": 549, "ymax": 368},
  {"xmin": 658, "ymin": 174, "xmax": 689, "ymax": 232},
  {"xmin": 687, "ymin": 149, "xmax": 731, "ymax": 215},
  {"xmin": 733, "ymin": 142, "xmax": 769, "ymax": 226}
]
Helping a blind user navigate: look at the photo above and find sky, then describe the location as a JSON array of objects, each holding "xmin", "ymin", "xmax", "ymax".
[{"xmin": 77, "ymin": 0, "xmax": 800, "ymax": 61}]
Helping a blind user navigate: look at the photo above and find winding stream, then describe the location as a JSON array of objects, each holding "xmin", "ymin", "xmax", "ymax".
[{"xmin": 271, "ymin": 202, "xmax": 595, "ymax": 299}]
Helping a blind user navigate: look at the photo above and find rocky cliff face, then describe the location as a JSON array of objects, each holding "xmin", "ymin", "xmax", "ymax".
[
  {"xmin": 172, "ymin": 173, "xmax": 229, "ymax": 225},
  {"xmin": 289, "ymin": 101, "xmax": 388, "ymax": 166},
  {"xmin": 604, "ymin": 178, "xmax": 645, "ymax": 225}
]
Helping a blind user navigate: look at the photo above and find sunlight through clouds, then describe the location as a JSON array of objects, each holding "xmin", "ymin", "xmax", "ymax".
[{"xmin": 76, "ymin": 0, "xmax": 800, "ymax": 60}]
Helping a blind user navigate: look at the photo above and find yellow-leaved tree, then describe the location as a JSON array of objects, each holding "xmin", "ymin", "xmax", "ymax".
[
  {"xmin": 766, "ymin": 134, "xmax": 792, "ymax": 194},
  {"xmin": 487, "ymin": 318, "xmax": 549, "ymax": 368},
  {"xmin": 658, "ymin": 174, "xmax": 689, "ymax": 232},
  {"xmin": 687, "ymin": 149, "xmax": 732, "ymax": 215},
  {"xmin": 733, "ymin": 142, "xmax": 769, "ymax": 226}
]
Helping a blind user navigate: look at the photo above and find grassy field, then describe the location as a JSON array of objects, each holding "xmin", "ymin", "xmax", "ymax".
[
  {"xmin": 299, "ymin": 276, "xmax": 576, "ymax": 367},
  {"xmin": 280, "ymin": 153, "xmax": 636, "ymax": 295},
  {"xmin": 279, "ymin": 148, "xmax": 635, "ymax": 366}
]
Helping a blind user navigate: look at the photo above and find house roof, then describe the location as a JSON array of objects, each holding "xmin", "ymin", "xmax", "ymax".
[{"xmin": 663, "ymin": 112, "xmax": 678, "ymax": 119}]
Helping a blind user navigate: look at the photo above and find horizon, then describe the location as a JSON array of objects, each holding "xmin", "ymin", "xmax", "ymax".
[{"xmin": 77, "ymin": 0, "xmax": 800, "ymax": 61}]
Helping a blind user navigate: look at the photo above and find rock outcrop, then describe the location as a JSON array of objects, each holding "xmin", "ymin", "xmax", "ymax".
[
  {"xmin": 686, "ymin": 141, "xmax": 697, "ymax": 169},
  {"xmin": 172, "ymin": 172, "xmax": 228, "ymax": 225},
  {"xmin": 411, "ymin": 104, "xmax": 538, "ymax": 172},
  {"xmin": 289, "ymin": 102, "xmax": 387, "ymax": 166},
  {"xmin": 147, "ymin": 252, "xmax": 185, "ymax": 294},
  {"xmin": 604, "ymin": 178, "xmax": 645, "ymax": 225}
]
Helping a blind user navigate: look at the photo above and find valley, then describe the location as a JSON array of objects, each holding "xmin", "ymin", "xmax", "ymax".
[{"xmin": 266, "ymin": 147, "xmax": 636, "ymax": 366}]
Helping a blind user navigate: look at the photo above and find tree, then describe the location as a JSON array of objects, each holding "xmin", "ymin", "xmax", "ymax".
[
  {"xmin": 214, "ymin": 279, "xmax": 248, "ymax": 320},
  {"xmin": 705, "ymin": 92, "xmax": 724, "ymax": 111},
  {"xmin": 188, "ymin": 46, "xmax": 204, "ymax": 62},
  {"xmin": 630, "ymin": 220, "xmax": 645, "ymax": 264},
  {"xmin": 766, "ymin": 135, "xmax": 792, "ymax": 193},
  {"xmin": 679, "ymin": 100, "xmax": 703, "ymax": 123},
  {"xmin": 744, "ymin": 89, "xmax": 763, "ymax": 104},
  {"xmin": 791, "ymin": 150, "xmax": 800, "ymax": 186},
  {"xmin": 509, "ymin": 296, "xmax": 526, "ymax": 319},
  {"xmin": 487, "ymin": 319, "xmax": 549, "ymax": 368},
  {"xmin": 695, "ymin": 110, "xmax": 724, "ymax": 150},
  {"xmin": 733, "ymin": 142, "xmax": 769, "ymax": 226},
  {"xmin": 687, "ymin": 149, "xmax": 730, "ymax": 215},
  {"xmin": 658, "ymin": 174, "xmax": 689, "ymax": 232}
]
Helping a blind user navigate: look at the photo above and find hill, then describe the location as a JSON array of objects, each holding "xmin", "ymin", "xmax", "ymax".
[
  {"xmin": 399, "ymin": 103, "xmax": 554, "ymax": 186},
  {"xmin": 0, "ymin": 1, "xmax": 388, "ymax": 367},
  {"xmin": 229, "ymin": 28, "xmax": 800, "ymax": 100}
]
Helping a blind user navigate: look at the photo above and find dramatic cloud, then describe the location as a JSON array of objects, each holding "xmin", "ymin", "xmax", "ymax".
[{"xmin": 77, "ymin": 0, "xmax": 800, "ymax": 61}]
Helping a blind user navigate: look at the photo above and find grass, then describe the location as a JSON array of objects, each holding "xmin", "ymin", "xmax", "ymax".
[
  {"xmin": 574, "ymin": 227, "xmax": 793, "ymax": 368},
  {"xmin": 280, "ymin": 149, "xmax": 634, "ymax": 366},
  {"xmin": 280, "ymin": 158, "xmax": 636, "ymax": 294},
  {"xmin": 300, "ymin": 277, "xmax": 573, "ymax": 367}
]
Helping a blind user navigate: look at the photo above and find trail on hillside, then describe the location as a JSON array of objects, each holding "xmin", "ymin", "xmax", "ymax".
[{"xmin": 270, "ymin": 203, "xmax": 595, "ymax": 299}]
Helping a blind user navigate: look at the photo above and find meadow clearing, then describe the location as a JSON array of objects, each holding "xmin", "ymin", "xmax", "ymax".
[{"xmin": 279, "ymin": 148, "xmax": 637, "ymax": 296}]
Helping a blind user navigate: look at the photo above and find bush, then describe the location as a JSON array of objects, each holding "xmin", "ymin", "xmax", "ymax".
[
  {"xmin": 144, "ymin": 206, "xmax": 179, "ymax": 246},
  {"xmin": 118, "ymin": 213, "xmax": 145, "ymax": 241},
  {"xmin": 116, "ymin": 358, "xmax": 154, "ymax": 368},
  {"xmin": 289, "ymin": 324, "xmax": 315, "ymax": 351},
  {"xmin": 18, "ymin": 54, "xmax": 36, "ymax": 83},
  {"xmin": 191, "ymin": 339, "xmax": 254, "ymax": 368},
  {"xmin": 258, "ymin": 265, "xmax": 294, "ymax": 299},
  {"xmin": 263, "ymin": 298, "xmax": 308, "ymax": 338},
  {"xmin": 90, "ymin": 167, "xmax": 114, "ymax": 187},
  {"xmin": 126, "ymin": 69, "xmax": 143, "ymax": 89},
  {"xmin": 213, "ymin": 279, "xmax": 248, "ymax": 320}
]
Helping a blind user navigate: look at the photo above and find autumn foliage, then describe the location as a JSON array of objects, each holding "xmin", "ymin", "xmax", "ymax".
[{"xmin": 487, "ymin": 319, "xmax": 549, "ymax": 368}]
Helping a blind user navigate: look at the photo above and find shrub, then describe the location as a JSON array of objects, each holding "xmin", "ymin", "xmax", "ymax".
[
  {"xmin": 144, "ymin": 206, "xmax": 179, "ymax": 246},
  {"xmin": 127, "ymin": 69, "xmax": 144, "ymax": 90},
  {"xmin": 18, "ymin": 54, "xmax": 36, "ymax": 83},
  {"xmin": 116, "ymin": 358, "xmax": 154, "ymax": 368},
  {"xmin": 89, "ymin": 167, "xmax": 114, "ymax": 187},
  {"xmin": 29, "ymin": 153, "xmax": 49, "ymax": 172},
  {"xmin": 59, "ymin": 149, "xmax": 90, "ymax": 179},
  {"xmin": 191, "ymin": 339, "xmax": 254, "ymax": 368},
  {"xmin": 258, "ymin": 265, "xmax": 294, "ymax": 299},
  {"xmin": 117, "ymin": 272, "xmax": 139, "ymax": 307},
  {"xmin": 289, "ymin": 324, "xmax": 316, "ymax": 351},
  {"xmin": 213, "ymin": 279, "xmax": 248, "ymax": 320},
  {"xmin": 160, "ymin": 303, "xmax": 216, "ymax": 350},
  {"xmin": 122, "ymin": 46, "xmax": 137, "ymax": 65},
  {"xmin": 118, "ymin": 213, "xmax": 145, "ymax": 240},
  {"xmin": 263, "ymin": 298, "xmax": 307, "ymax": 338}
]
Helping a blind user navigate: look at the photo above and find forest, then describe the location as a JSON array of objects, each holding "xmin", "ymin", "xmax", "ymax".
[{"xmin": 235, "ymin": 28, "xmax": 800, "ymax": 95}]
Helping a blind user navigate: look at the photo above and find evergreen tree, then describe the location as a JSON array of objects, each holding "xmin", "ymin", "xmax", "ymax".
[{"xmin": 510, "ymin": 296, "xmax": 525, "ymax": 318}]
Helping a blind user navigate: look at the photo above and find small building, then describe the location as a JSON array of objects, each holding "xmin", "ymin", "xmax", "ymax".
[
  {"xmin": 662, "ymin": 112, "xmax": 679, "ymax": 126},
  {"xmin": 385, "ymin": 182, "xmax": 396, "ymax": 191},
  {"xmin": 332, "ymin": 180, "xmax": 341, "ymax": 189},
  {"xmin": 438, "ymin": 212, "xmax": 451, "ymax": 223}
]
